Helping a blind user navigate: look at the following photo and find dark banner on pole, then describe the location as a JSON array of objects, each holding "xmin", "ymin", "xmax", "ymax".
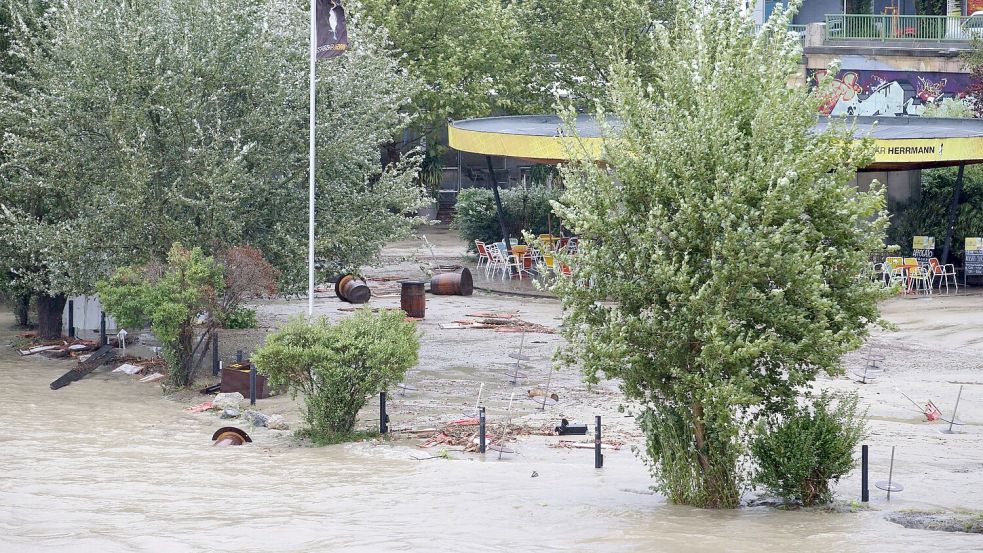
[{"xmin": 316, "ymin": 0, "xmax": 348, "ymax": 59}]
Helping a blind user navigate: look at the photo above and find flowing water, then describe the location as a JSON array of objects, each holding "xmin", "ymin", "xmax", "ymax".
[{"xmin": 1, "ymin": 312, "xmax": 980, "ymax": 553}]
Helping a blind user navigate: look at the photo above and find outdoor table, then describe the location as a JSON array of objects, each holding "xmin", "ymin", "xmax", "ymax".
[{"xmin": 512, "ymin": 245, "xmax": 533, "ymax": 270}]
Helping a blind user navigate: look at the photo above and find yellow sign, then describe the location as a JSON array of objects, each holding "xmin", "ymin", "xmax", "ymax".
[
  {"xmin": 912, "ymin": 236, "xmax": 935, "ymax": 250},
  {"xmin": 873, "ymin": 138, "xmax": 983, "ymax": 165},
  {"xmin": 967, "ymin": 237, "xmax": 983, "ymax": 252}
]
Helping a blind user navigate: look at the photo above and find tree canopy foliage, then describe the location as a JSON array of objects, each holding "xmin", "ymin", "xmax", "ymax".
[
  {"xmin": 0, "ymin": 0, "xmax": 424, "ymax": 337},
  {"xmin": 550, "ymin": 0, "xmax": 888, "ymax": 507}
]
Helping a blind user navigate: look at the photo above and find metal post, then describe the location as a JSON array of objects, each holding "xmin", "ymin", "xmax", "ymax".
[
  {"xmin": 380, "ymin": 392, "xmax": 388, "ymax": 434},
  {"xmin": 99, "ymin": 311, "xmax": 107, "ymax": 347},
  {"xmin": 942, "ymin": 163, "xmax": 965, "ymax": 265},
  {"xmin": 594, "ymin": 416, "xmax": 603, "ymax": 469},
  {"xmin": 886, "ymin": 446, "xmax": 896, "ymax": 500},
  {"xmin": 212, "ymin": 332, "xmax": 220, "ymax": 376},
  {"xmin": 236, "ymin": 350, "xmax": 243, "ymax": 364},
  {"xmin": 307, "ymin": 0, "xmax": 317, "ymax": 319},
  {"xmin": 67, "ymin": 300, "xmax": 75, "ymax": 338},
  {"xmin": 479, "ymin": 407, "xmax": 486, "ymax": 453},
  {"xmin": 946, "ymin": 385, "xmax": 964, "ymax": 434},
  {"xmin": 485, "ymin": 155, "xmax": 510, "ymax": 247},
  {"xmin": 861, "ymin": 444, "xmax": 869, "ymax": 502},
  {"xmin": 249, "ymin": 363, "xmax": 257, "ymax": 406}
]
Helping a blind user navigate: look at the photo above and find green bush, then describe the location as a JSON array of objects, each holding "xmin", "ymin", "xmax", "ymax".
[
  {"xmin": 887, "ymin": 167, "xmax": 983, "ymax": 262},
  {"xmin": 220, "ymin": 306, "xmax": 257, "ymax": 329},
  {"xmin": 751, "ymin": 392, "xmax": 868, "ymax": 506},
  {"xmin": 452, "ymin": 184, "xmax": 561, "ymax": 250},
  {"xmin": 97, "ymin": 245, "xmax": 224, "ymax": 387},
  {"xmin": 252, "ymin": 309, "xmax": 419, "ymax": 443}
]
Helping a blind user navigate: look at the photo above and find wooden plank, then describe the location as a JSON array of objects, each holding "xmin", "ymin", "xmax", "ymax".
[{"xmin": 49, "ymin": 345, "xmax": 116, "ymax": 390}]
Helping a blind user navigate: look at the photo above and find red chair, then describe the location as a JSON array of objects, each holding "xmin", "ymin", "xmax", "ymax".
[
  {"xmin": 928, "ymin": 258, "xmax": 958, "ymax": 293},
  {"xmin": 474, "ymin": 240, "xmax": 490, "ymax": 271}
]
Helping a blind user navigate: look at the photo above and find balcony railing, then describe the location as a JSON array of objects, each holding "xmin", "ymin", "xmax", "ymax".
[{"xmin": 825, "ymin": 14, "xmax": 982, "ymax": 42}]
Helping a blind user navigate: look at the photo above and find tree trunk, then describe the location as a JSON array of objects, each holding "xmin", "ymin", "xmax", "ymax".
[
  {"xmin": 15, "ymin": 293, "xmax": 31, "ymax": 327},
  {"xmin": 174, "ymin": 324, "xmax": 196, "ymax": 387},
  {"xmin": 36, "ymin": 293, "xmax": 67, "ymax": 340}
]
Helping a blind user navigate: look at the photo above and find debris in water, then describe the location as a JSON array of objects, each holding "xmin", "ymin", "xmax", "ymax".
[
  {"xmin": 112, "ymin": 363, "xmax": 142, "ymax": 375},
  {"xmin": 212, "ymin": 426, "xmax": 251, "ymax": 446}
]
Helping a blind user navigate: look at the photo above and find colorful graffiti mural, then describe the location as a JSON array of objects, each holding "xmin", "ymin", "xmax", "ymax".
[{"xmin": 811, "ymin": 70, "xmax": 977, "ymax": 116}]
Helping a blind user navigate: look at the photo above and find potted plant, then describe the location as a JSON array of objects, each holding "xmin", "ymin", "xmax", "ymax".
[{"xmin": 417, "ymin": 150, "xmax": 442, "ymax": 220}]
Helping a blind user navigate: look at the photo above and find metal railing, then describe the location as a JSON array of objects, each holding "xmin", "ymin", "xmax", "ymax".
[{"xmin": 825, "ymin": 14, "xmax": 981, "ymax": 41}]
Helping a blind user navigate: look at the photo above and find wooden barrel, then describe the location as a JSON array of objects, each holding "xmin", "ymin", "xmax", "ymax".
[
  {"xmin": 334, "ymin": 274, "xmax": 371, "ymax": 304},
  {"xmin": 400, "ymin": 280, "xmax": 426, "ymax": 318},
  {"xmin": 430, "ymin": 268, "xmax": 473, "ymax": 296}
]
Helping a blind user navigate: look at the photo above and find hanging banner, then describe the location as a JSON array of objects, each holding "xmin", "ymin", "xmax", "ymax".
[
  {"xmin": 966, "ymin": 238, "xmax": 983, "ymax": 277},
  {"xmin": 912, "ymin": 236, "xmax": 935, "ymax": 265},
  {"xmin": 316, "ymin": 0, "xmax": 348, "ymax": 59}
]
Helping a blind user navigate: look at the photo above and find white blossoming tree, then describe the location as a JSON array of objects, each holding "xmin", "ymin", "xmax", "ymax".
[
  {"xmin": 551, "ymin": 0, "xmax": 888, "ymax": 508},
  {"xmin": 0, "ymin": 0, "xmax": 423, "ymax": 339}
]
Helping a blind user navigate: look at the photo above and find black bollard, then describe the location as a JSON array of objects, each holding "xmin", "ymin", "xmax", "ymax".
[
  {"xmin": 212, "ymin": 332, "xmax": 220, "ymax": 376},
  {"xmin": 861, "ymin": 444, "xmax": 869, "ymax": 502},
  {"xmin": 594, "ymin": 415, "xmax": 603, "ymax": 469},
  {"xmin": 236, "ymin": 350, "xmax": 243, "ymax": 363},
  {"xmin": 68, "ymin": 300, "xmax": 75, "ymax": 338},
  {"xmin": 380, "ymin": 392, "xmax": 388, "ymax": 434},
  {"xmin": 479, "ymin": 407, "xmax": 486, "ymax": 454},
  {"xmin": 249, "ymin": 364, "xmax": 257, "ymax": 406},
  {"xmin": 99, "ymin": 311, "xmax": 107, "ymax": 347}
]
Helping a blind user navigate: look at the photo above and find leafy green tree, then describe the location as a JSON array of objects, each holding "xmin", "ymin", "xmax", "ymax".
[
  {"xmin": 518, "ymin": 0, "xmax": 674, "ymax": 106},
  {"xmin": 550, "ymin": 0, "xmax": 887, "ymax": 508},
  {"xmin": 253, "ymin": 310, "xmax": 420, "ymax": 443},
  {"xmin": 0, "ymin": 0, "xmax": 423, "ymax": 338},
  {"xmin": 360, "ymin": 0, "xmax": 530, "ymax": 147},
  {"xmin": 97, "ymin": 245, "xmax": 224, "ymax": 387}
]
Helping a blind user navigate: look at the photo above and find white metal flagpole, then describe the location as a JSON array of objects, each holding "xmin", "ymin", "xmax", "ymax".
[{"xmin": 308, "ymin": 0, "xmax": 316, "ymax": 318}]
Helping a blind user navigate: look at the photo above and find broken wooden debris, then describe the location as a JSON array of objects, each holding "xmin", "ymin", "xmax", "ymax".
[
  {"xmin": 49, "ymin": 345, "xmax": 117, "ymax": 390},
  {"xmin": 439, "ymin": 314, "xmax": 556, "ymax": 334}
]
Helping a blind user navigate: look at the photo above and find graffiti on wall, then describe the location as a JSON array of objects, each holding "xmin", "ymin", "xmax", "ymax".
[{"xmin": 810, "ymin": 69, "xmax": 976, "ymax": 116}]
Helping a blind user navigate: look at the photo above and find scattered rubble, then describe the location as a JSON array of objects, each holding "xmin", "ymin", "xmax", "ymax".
[
  {"xmin": 265, "ymin": 415, "xmax": 289, "ymax": 430},
  {"xmin": 213, "ymin": 392, "xmax": 244, "ymax": 410}
]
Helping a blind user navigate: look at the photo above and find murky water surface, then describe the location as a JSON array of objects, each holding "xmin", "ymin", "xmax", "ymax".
[{"xmin": 1, "ymin": 314, "xmax": 979, "ymax": 553}]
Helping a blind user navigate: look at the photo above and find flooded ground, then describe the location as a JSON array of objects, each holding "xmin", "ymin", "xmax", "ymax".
[{"xmin": 3, "ymin": 229, "xmax": 982, "ymax": 551}]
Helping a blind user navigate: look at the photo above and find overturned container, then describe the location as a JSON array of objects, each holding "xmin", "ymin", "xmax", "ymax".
[
  {"xmin": 334, "ymin": 274, "xmax": 371, "ymax": 304},
  {"xmin": 429, "ymin": 267, "xmax": 473, "ymax": 296}
]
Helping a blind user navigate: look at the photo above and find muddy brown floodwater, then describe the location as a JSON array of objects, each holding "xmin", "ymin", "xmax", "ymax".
[{"xmin": 3, "ymin": 308, "xmax": 983, "ymax": 553}]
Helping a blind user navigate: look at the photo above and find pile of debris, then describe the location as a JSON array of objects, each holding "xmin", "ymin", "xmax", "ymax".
[
  {"xmin": 439, "ymin": 312, "xmax": 556, "ymax": 334},
  {"xmin": 19, "ymin": 336, "xmax": 100, "ymax": 359},
  {"xmin": 409, "ymin": 418, "xmax": 555, "ymax": 452}
]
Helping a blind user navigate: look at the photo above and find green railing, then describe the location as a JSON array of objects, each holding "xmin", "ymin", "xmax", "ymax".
[{"xmin": 825, "ymin": 14, "xmax": 981, "ymax": 41}]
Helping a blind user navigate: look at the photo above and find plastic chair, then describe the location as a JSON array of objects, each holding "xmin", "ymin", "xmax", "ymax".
[
  {"xmin": 474, "ymin": 240, "xmax": 490, "ymax": 270},
  {"xmin": 928, "ymin": 258, "xmax": 958, "ymax": 293},
  {"xmin": 908, "ymin": 265, "xmax": 932, "ymax": 295},
  {"xmin": 488, "ymin": 242, "xmax": 510, "ymax": 280}
]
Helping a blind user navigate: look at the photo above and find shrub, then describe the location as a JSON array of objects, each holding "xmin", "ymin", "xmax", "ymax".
[
  {"xmin": 887, "ymin": 166, "xmax": 983, "ymax": 262},
  {"xmin": 97, "ymin": 245, "xmax": 224, "ymax": 387},
  {"xmin": 452, "ymin": 184, "xmax": 561, "ymax": 250},
  {"xmin": 220, "ymin": 306, "xmax": 257, "ymax": 329},
  {"xmin": 751, "ymin": 392, "xmax": 868, "ymax": 506},
  {"xmin": 252, "ymin": 309, "xmax": 419, "ymax": 442}
]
